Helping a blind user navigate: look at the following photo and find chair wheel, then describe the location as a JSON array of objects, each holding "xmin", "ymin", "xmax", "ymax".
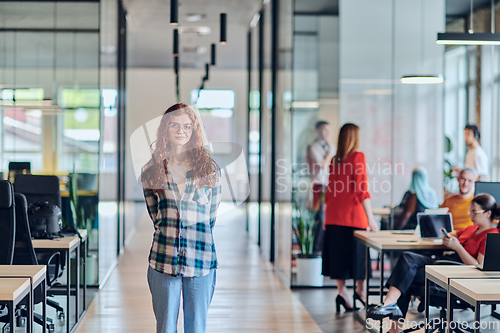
[
  {"xmin": 58, "ymin": 311, "xmax": 65, "ymax": 321},
  {"xmin": 48, "ymin": 323, "xmax": 55, "ymax": 332}
]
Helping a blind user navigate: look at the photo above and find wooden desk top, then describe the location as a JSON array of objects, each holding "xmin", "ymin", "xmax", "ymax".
[
  {"xmin": 355, "ymin": 230, "xmax": 415, "ymax": 238},
  {"xmin": 450, "ymin": 279, "xmax": 500, "ymax": 301},
  {"xmin": 426, "ymin": 265, "xmax": 500, "ymax": 285},
  {"xmin": 0, "ymin": 265, "xmax": 46, "ymax": 283},
  {"xmin": 32, "ymin": 231, "xmax": 85, "ymax": 250},
  {"xmin": 372, "ymin": 207, "xmax": 391, "ymax": 216},
  {"xmin": 0, "ymin": 278, "xmax": 30, "ymax": 301},
  {"xmin": 354, "ymin": 231, "xmax": 447, "ymax": 251}
]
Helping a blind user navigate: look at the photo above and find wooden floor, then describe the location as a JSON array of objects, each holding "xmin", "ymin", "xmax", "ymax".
[{"xmin": 76, "ymin": 204, "xmax": 322, "ymax": 333}]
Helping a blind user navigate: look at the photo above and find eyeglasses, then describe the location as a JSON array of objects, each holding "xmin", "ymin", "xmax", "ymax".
[
  {"xmin": 468, "ymin": 209, "xmax": 486, "ymax": 216},
  {"xmin": 168, "ymin": 123, "xmax": 193, "ymax": 132}
]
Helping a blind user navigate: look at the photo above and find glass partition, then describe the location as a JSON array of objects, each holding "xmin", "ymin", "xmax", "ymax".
[{"xmin": 0, "ymin": 2, "xmax": 111, "ymax": 329}]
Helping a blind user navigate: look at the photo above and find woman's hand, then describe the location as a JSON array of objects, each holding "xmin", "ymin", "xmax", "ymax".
[
  {"xmin": 442, "ymin": 236, "xmax": 461, "ymax": 251},
  {"xmin": 367, "ymin": 217, "xmax": 379, "ymax": 232}
]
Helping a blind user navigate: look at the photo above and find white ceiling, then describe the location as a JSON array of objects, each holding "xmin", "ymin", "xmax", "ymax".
[{"xmin": 123, "ymin": 0, "xmax": 264, "ymax": 69}]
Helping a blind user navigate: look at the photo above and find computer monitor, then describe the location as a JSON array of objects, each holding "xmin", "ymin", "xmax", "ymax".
[
  {"xmin": 475, "ymin": 182, "xmax": 500, "ymax": 203},
  {"xmin": 417, "ymin": 213, "xmax": 453, "ymax": 238}
]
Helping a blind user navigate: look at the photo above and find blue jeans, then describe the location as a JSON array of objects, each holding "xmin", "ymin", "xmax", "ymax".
[{"xmin": 147, "ymin": 266, "xmax": 216, "ymax": 333}]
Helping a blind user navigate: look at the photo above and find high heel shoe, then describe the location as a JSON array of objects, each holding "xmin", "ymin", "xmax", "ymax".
[
  {"xmin": 335, "ymin": 295, "xmax": 359, "ymax": 313},
  {"xmin": 353, "ymin": 291, "xmax": 366, "ymax": 307}
]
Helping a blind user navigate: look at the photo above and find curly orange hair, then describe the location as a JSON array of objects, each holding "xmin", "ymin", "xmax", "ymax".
[{"xmin": 141, "ymin": 103, "xmax": 219, "ymax": 189}]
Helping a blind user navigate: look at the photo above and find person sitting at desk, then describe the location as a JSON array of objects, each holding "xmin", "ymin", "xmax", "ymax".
[
  {"xmin": 367, "ymin": 193, "xmax": 500, "ymax": 333},
  {"xmin": 440, "ymin": 167, "xmax": 477, "ymax": 230},
  {"xmin": 394, "ymin": 167, "xmax": 438, "ymax": 230}
]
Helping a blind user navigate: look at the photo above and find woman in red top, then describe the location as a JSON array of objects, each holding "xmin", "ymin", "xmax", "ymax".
[
  {"xmin": 322, "ymin": 123, "xmax": 379, "ymax": 312},
  {"xmin": 367, "ymin": 193, "xmax": 500, "ymax": 333}
]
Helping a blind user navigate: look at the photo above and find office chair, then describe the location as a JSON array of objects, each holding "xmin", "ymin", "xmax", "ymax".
[
  {"xmin": 3, "ymin": 193, "xmax": 63, "ymax": 332},
  {"xmin": 7, "ymin": 162, "xmax": 31, "ymax": 184},
  {"xmin": 0, "ymin": 180, "xmax": 15, "ymax": 265},
  {"xmin": 14, "ymin": 174, "xmax": 61, "ymax": 209}
]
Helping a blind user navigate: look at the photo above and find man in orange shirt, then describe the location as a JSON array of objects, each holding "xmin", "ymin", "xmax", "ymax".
[{"xmin": 440, "ymin": 167, "xmax": 477, "ymax": 230}]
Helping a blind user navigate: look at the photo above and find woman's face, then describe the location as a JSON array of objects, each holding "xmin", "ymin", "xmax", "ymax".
[
  {"xmin": 469, "ymin": 202, "xmax": 491, "ymax": 227},
  {"xmin": 166, "ymin": 113, "xmax": 193, "ymax": 147}
]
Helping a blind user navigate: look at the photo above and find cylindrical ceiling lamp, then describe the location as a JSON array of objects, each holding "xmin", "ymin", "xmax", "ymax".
[
  {"xmin": 173, "ymin": 29, "xmax": 179, "ymax": 56},
  {"xmin": 220, "ymin": 13, "xmax": 227, "ymax": 44},
  {"xmin": 174, "ymin": 56, "xmax": 179, "ymax": 74},
  {"xmin": 211, "ymin": 43, "xmax": 216, "ymax": 66},
  {"xmin": 170, "ymin": 0, "xmax": 178, "ymax": 25},
  {"xmin": 205, "ymin": 63, "xmax": 209, "ymax": 80}
]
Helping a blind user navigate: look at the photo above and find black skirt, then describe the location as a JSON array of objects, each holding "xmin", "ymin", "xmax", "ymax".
[{"xmin": 322, "ymin": 225, "xmax": 372, "ymax": 280}]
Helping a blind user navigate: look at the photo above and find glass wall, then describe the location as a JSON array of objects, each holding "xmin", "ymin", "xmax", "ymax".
[{"xmin": 0, "ymin": 0, "xmax": 125, "ymax": 291}]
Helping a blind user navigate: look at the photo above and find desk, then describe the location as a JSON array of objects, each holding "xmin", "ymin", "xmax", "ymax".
[
  {"xmin": 354, "ymin": 231, "xmax": 447, "ymax": 333},
  {"xmin": 0, "ymin": 278, "xmax": 32, "ymax": 333},
  {"xmin": 0, "ymin": 265, "xmax": 47, "ymax": 333},
  {"xmin": 425, "ymin": 266, "xmax": 500, "ymax": 333},
  {"xmin": 32, "ymin": 231, "xmax": 87, "ymax": 333},
  {"xmin": 448, "ymin": 279, "xmax": 500, "ymax": 333},
  {"xmin": 372, "ymin": 207, "xmax": 391, "ymax": 216}
]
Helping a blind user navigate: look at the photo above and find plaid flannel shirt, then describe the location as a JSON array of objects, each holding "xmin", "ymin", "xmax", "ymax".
[{"xmin": 143, "ymin": 161, "xmax": 222, "ymax": 277}]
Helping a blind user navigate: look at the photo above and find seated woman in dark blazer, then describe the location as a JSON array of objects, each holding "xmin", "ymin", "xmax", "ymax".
[
  {"xmin": 367, "ymin": 193, "xmax": 500, "ymax": 333},
  {"xmin": 394, "ymin": 167, "xmax": 438, "ymax": 230}
]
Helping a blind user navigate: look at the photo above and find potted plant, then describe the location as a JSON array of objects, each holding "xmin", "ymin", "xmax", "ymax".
[{"xmin": 293, "ymin": 200, "xmax": 324, "ymax": 286}]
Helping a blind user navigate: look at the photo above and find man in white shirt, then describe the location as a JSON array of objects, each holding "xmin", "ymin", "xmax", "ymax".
[
  {"xmin": 307, "ymin": 121, "xmax": 335, "ymax": 253},
  {"xmin": 464, "ymin": 124, "xmax": 489, "ymax": 181}
]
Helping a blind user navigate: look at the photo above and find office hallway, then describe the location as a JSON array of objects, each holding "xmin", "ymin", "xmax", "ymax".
[{"xmin": 76, "ymin": 204, "xmax": 322, "ymax": 333}]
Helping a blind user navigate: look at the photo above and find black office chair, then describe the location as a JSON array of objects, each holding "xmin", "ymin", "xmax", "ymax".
[
  {"xmin": 13, "ymin": 176, "xmax": 67, "ymax": 321},
  {"xmin": 14, "ymin": 174, "xmax": 61, "ymax": 209},
  {"xmin": 0, "ymin": 180, "xmax": 15, "ymax": 265},
  {"xmin": 13, "ymin": 174, "xmax": 66, "ymax": 273},
  {"xmin": 0, "ymin": 193, "xmax": 59, "ymax": 332},
  {"xmin": 8, "ymin": 162, "xmax": 31, "ymax": 184}
]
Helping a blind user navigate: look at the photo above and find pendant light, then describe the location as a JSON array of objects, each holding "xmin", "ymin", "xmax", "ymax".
[
  {"xmin": 205, "ymin": 63, "xmax": 209, "ymax": 80},
  {"xmin": 401, "ymin": 0, "xmax": 443, "ymax": 84},
  {"xmin": 220, "ymin": 13, "xmax": 227, "ymax": 44},
  {"xmin": 174, "ymin": 56, "xmax": 179, "ymax": 75},
  {"xmin": 436, "ymin": 0, "xmax": 500, "ymax": 45},
  {"xmin": 170, "ymin": 0, "xmax": 178, "ymax": 25},
  {"xmin": 173, "ymin": 29, "xmax": 179, "ymax": 56},
  {"xmin": 211, "ymin": 43, "xmax": 216, "ymax": 66}
]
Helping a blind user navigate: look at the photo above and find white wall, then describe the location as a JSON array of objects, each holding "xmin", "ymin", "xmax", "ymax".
[
  {"xmin": 340, "ymin": 0, "xmax": 445, "ymax": 207},
  {"xmin": 125, "ymin": 68, "xmax": 248, "ymax": 201}
]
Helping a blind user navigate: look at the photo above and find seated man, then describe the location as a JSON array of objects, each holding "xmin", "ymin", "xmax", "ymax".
[{"xmin": 440, "ymin": 167, "xmax": 477, "ymax": 230}]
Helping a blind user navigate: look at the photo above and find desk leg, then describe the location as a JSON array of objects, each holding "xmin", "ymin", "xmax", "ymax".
[
  {"xmin": 474, "ymin": 302, "xmax": 480, "ymax": 333},
  {"xmin": 75, "ymin": 245, "xmax": 80, "ymax": 324},
  {"xmin": 424, "ymin": 276, "xmax": 430, "ymax": 333},
  {"xmin": 365, "ymin": 246, "xmax": 370, "ymax": 321},
  {"xmin": 7, "ymin": 301, "xmax": 14, "ymax": 333},
  {"xmin": 82, "ymin": 239, "xmax": 87, "ymax": 313},
  {"xmin": 27, "ymin": 288, "xmax": 32, "ymax": 333},
  {"xmin": 380, "ymin": 250, "xmax": 384, "ymax": 304},
  {"xmin": 42, "ymin": 280, "xmax": 47, "ymax": 333},
  {"xmin": 446, "ymin": 290, "xmax": 453, "ymax": 333},
  {"xmin": 66, "ymin": 249, "xmax": 70, "ymax": 333}
]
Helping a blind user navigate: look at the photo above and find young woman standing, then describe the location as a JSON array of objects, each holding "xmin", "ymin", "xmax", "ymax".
[
  {"xmin": 322, "ymin": 123, "xmax": 379, "ymax": 312},
  {"xmin": 141, "ymin": 103, "xmax": 222, "ymax": 333}
]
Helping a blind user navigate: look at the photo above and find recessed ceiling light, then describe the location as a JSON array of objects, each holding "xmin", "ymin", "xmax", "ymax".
[
  {"xmin": 400, "ymin": 75, "xmax": 444, "ymax": 84},
  {"xmin": 196, "ymin": 46, "xmax": 208, "ymax": 54},
  {"xmin": 179, "ymin": 26, "xmax": 211, "ymax": 36},
  {"xmin": 185, "ymin": 14, "xmax": 205, "ymax": 22}
]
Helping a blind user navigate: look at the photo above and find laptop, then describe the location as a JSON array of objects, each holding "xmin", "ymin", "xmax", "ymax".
[
  {"xmin": 475, "ymin": 233, "xmax": 500, "ymax": 271},
  {"xmin": 416, "ymin": 212, "xmax": 453, "ymax": 241}
]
